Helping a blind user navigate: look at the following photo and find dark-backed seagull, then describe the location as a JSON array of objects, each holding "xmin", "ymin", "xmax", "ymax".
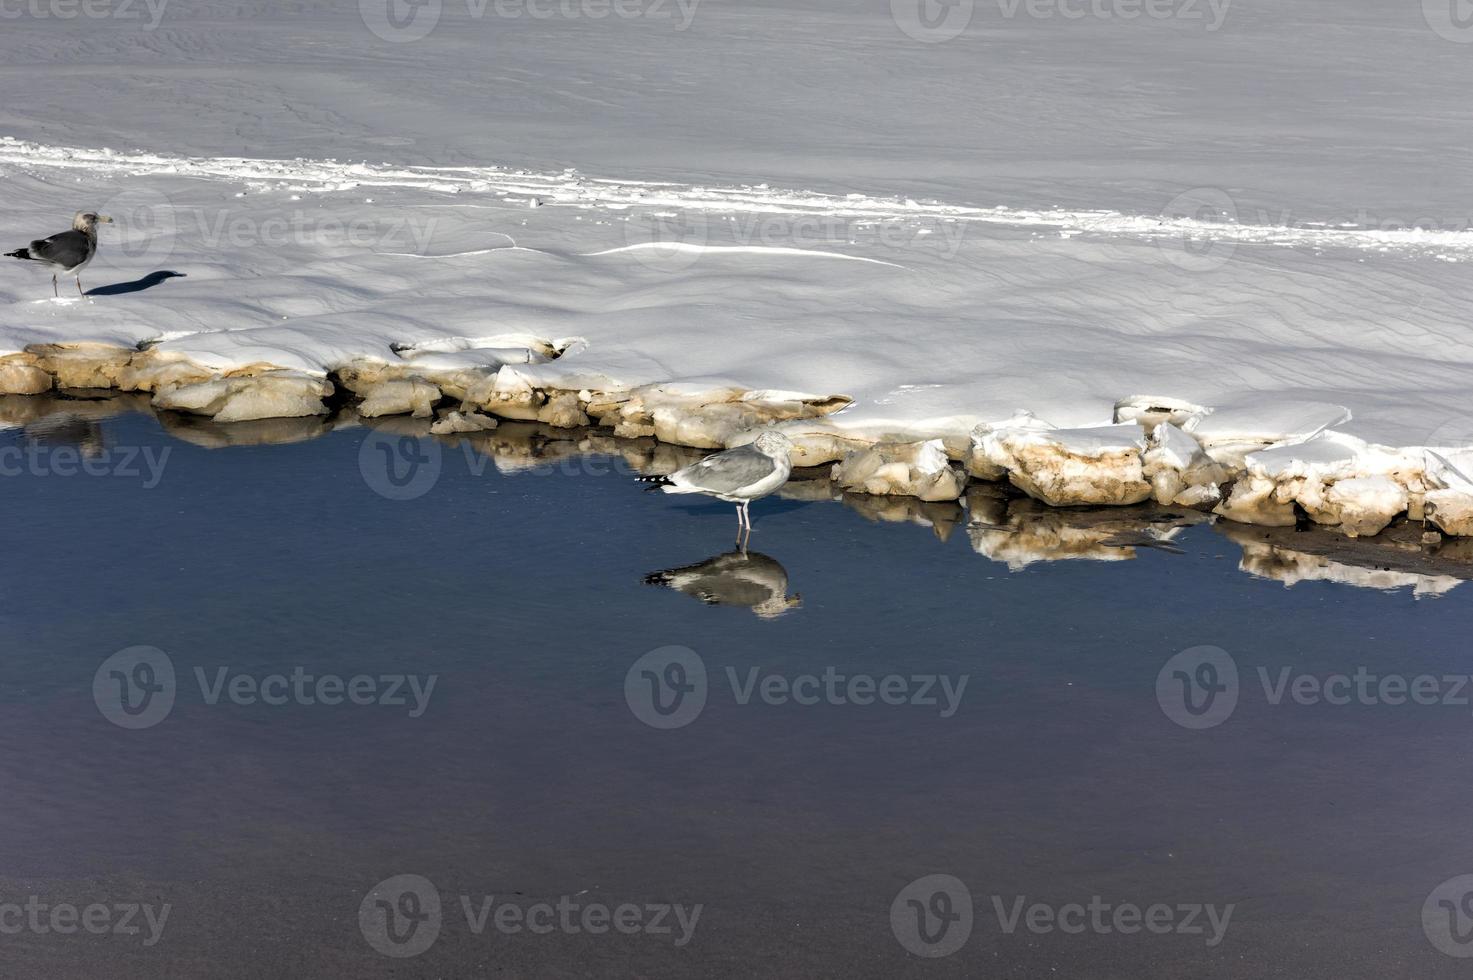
[
  {"xmin": 5, "ymin": 211, "xmax": 114, "ymax": 298},
  {"xmin": 639, "ymin": 430, "xmax": 794, "ymax": 531}
]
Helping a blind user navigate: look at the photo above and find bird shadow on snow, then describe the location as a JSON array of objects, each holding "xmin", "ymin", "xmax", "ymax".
[{"xmin": 86, "ymin": 271, "xmax": 186, "ymax": 296}]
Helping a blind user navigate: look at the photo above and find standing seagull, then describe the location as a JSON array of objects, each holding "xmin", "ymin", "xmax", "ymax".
[
  {"xmin": 640, "ymin": 430, "xmax": 795, "ymax": 534},
  {"xmin": 5, "ymin": 211, "xmax": 114, "ymax": 298}
]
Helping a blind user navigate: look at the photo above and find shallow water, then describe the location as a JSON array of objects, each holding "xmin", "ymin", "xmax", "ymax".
[{"xmin": 4, "ymin": 396, "xmax": 1473, "ymax": 978}]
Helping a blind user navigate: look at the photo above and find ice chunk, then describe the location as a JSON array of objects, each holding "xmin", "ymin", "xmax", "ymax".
[
  {"xmin": 154, "ymin": 371, "xmax": 332, "ymax": 423},
  {"xmin": 536, "ymin": 391, "xmax": 591, "ymax": 428},
  {"xmin": 967, "ymin": 411, "xmax": 1053, "ymax": 480},
  {"xmin": 1425, "ymin": 486, "xmax": 1473, "ymax": 537},
  {"xmin": 358, "ymin": 378, "xmax": 442, "ymax": 418},
  {"xmin": 1321, "ymin": 475, "xmax": 1408, "ymax": 538},
  {"xmin": 975, "ymin": 422, "xmax": 1151, "ymax": 506},
  {"xmin": 1141, "ymin": 422, "xmax": 1228, "ymax": 507},
  {"xmin": 0, "ymin": 355, "xmax": 52, "ymax": 395},
  {"xmin": 830, "ymin": 439, "xmax": 965, "ymax": 501},
  {"xmin": 1112, "ymin": 395, "xmax": 1209, "ymax": 429},
  {"xmin": 1214, "ymin": 476, "xmax": 1297, "ymax": 527},
  {"xmin": 27, "ymin": 343, "xmax": 134, "ymax": 390},
  {"xmin": 1237, "ymin": 433, "xmax": 1410, "ymax": 535}
]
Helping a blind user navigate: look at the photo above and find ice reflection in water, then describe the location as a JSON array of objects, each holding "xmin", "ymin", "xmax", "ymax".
[{"xmin": 3, "ymin": 391, "xmax": 1472, "ymax": 598}]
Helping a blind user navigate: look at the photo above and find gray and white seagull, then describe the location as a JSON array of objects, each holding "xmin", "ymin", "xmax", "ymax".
[
  {"xmin": 5, "ymin": 211, "xmax": 114, "ymax": 298},
  {"xmin": 640, "ymin": 430, "xmax": 795, "ymax": 532}
]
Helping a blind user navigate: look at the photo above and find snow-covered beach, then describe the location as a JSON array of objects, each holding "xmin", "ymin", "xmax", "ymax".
[
  {"xmin": 5, "ymin": 1, "xmax": 1473, "ymax": 540},
  {"xmin": 5, "ymin": 122, "xmax": 1473, "ymax": 536}
]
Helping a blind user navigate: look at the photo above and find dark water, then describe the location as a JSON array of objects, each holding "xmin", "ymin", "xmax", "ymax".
[{"xmin": 4, "ymin": 395, "xmax": 1473, "ymax": 978}]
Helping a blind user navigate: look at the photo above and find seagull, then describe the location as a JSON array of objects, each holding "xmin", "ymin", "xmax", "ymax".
[
  {"xmin": 639, "ymin": 430, "xmax": 795, "ymax": 533},
  {"xmin": 5, "ymin": 211, "xmax": 114, "ymax": 298},
  {"xmin": 644, "ymin": 549, "xmax": 802, "ymax": 619}
]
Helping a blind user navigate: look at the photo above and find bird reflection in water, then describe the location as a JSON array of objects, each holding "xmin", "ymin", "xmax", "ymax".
[
  {"xmin": 24, "ymin": 412, "xmax": 106, "ymax": 459},
  {"xmin": 644, "ymin": 549, "xmax": 802, "ymax": 619}
]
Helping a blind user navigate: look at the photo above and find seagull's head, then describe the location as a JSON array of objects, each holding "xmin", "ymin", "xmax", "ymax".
[
  {"xmin": 73, "ymin": 211, "xmax": 114, "ymax": 232},
  {"xmin": 753, "ymin": 592, "xmax": 803, "ymax": 619},
  {"xmin": 752, "ymin": 429, "xmax": 794, "ymax": 459}
]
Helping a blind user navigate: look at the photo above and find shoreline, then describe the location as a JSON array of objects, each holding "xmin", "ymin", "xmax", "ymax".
[
  {"xmin": 9, "ymin": 386, "xmax": 1473, "ymax": 595},
  {"xmin": 1, "ymin": 341, "xmax": 1470, "ymax": 542}
]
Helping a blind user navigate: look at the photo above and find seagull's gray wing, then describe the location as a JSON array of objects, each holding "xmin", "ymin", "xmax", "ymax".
[
  {"xmin": 672, "ymin": 446, "xmax": 778, "ymax": 495},
  {"xmin": 27, "ymin": 230, "xmax": 93, "ymax": 270}
]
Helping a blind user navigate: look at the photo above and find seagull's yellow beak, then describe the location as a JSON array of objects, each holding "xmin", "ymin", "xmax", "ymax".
[{"xmin": 98, "ymin": 215, "xmax": 114, "ymax": 223}]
